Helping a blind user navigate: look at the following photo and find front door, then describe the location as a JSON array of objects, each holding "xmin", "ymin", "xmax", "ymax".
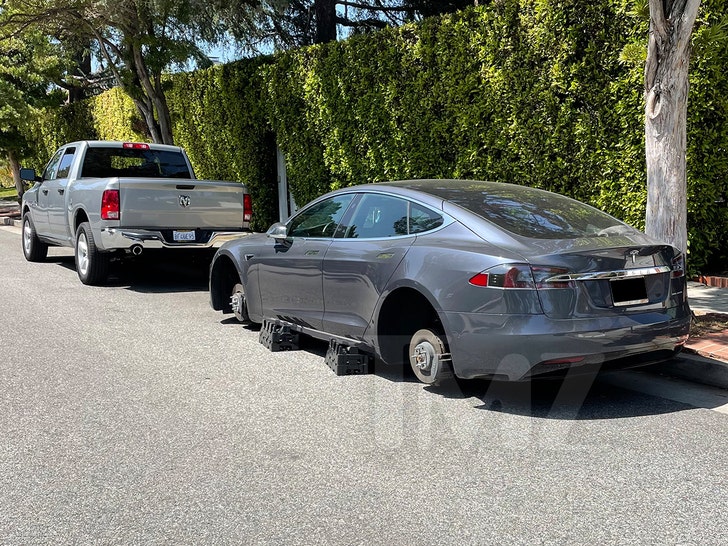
[
  {"xmin": 46, "ymin": 147, "xmax": 76, "ymax": 243},
  {"xmin": 32, "ymin": 148, "xmax": 65, "ymax": 239},
  {"xmin": 322, "ymin": 193, "xmax": 415, "ymax": 338},
  {"xmin": 256, "ymin": 193, "xmax": 355, "ymax": 331}
]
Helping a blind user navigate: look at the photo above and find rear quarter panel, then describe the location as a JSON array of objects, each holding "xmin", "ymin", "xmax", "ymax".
[
  {"xmin": 371, "ymin": 222, "xmax": 541, "ymax": 343},
  {"xmin": 67, "ymin": 176, "xmax": 120, "ymax": 247}
]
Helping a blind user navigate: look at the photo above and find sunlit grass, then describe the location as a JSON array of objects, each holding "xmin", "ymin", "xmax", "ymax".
[{"xmin": 0, "ymin": 187, "xmax": 18, "ymax": 200}]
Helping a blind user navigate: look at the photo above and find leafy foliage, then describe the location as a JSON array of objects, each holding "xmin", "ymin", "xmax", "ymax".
[
  {"xmin": 24, "ymin": 0, "xmax": 728, "ymax": 272},
  {"xmin": 167, "ymin": 59, "xmax": 278, "ymax": 231}
]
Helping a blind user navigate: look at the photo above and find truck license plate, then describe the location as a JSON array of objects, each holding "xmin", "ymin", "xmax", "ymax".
[{"xmin": 173, "ymin": 230, "xmax": 196, "ymax": 242}]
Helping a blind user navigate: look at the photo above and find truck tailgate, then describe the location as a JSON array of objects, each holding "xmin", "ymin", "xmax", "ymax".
[{"xmin": 118, "ymin": 178, "xmax": 247, "ymax": 229}]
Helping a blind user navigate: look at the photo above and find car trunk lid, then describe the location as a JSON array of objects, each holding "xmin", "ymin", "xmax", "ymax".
[{"xmin": 527, "ymin": 240, "xmax": 683, "ymax": 319}]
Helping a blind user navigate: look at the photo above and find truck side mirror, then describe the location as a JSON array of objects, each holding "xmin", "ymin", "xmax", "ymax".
[{"xmin": 19, "ymin": 168, "xmax": 39, "ymax": 182}]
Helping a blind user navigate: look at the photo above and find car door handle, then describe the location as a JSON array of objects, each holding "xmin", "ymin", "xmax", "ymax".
[
  {"xmin": 41, "ymin": 189, "xmax": 48, "ymax": 195},
  {"xmin": 58, "ymin": 189, "xmax": 64, "ymax": 195},
  {"xmin": 305, "ymin": 250, "xmax": 320, "ymax": 256}
]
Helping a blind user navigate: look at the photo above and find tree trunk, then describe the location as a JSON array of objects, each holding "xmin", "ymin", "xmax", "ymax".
[
  {"xmin": 644, "ymin": 0, "xmax": 700, "ymax": 256},
  {"xmin": 8, "ymin": 149, "xmax": 23, "ymax": 200},
  {"xmin": 67, "ymin": 43, "xmax": 92, "ymax": 103},
  {"xmin": 132, "ymin": 96, "xmax": 162, "ymax": 144},
  {"xmin": 131, "ymin": 44, "xmax": 174, "ymax": 145},
  {"xmin": 315, "ymin": 0, "xmax": 338, "ymax": 43}
]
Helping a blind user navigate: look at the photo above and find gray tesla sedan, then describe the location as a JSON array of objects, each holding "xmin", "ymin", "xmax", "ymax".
[{"xmin": 210, "ymin": 179, "xmax": 691, "ymax": 383}]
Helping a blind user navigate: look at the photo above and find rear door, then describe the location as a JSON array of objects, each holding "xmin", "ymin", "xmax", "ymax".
[{"xmin": 321, "ymin": 194, "xmax": 436, "ymax": 337}]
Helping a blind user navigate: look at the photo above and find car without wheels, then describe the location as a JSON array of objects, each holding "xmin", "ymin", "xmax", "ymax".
[{"xmin": 209, "ymin": 179, "xmax": 690, "ymax": 384}]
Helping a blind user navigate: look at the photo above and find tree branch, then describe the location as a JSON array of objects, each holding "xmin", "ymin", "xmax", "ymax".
[
  {"xmin": 335, "ymin": 15, "xmax": 387, "ymax": 29},
  {"xmin": 338, "ymin": 1, "xmax": 408, "ymax": 13},
  {"xmin": 649, "ymin": 0, "xmax": 669, "ymax": 41}
]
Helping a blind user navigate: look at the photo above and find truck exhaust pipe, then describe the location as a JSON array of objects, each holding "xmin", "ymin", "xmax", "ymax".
[{"xmin": 130, "ymin": 244, "xmax": 143, "ymax": 256}]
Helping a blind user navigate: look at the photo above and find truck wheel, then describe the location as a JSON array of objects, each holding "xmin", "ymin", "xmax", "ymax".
[
  {"xmin": 409, "ymin": 328, "xmax": 454, "ymax": 385},
  {"xmin": 75, "ymin": 222, "xmax": 109, "ymax": 285},
  {"xmin": 231, "ymin": 283, "xmax": 251, "ymax": 323},
  {"xmin": 22, "ymin": 215, "xmax": 48, "ymax": 262}
]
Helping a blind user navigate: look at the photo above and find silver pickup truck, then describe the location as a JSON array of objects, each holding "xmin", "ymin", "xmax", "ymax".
[{"xmin": 20, "ymin": 140, "xmax": 251, "ymax": 285}]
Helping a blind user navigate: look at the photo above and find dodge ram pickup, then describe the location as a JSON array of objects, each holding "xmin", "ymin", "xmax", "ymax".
[{"xmin": 20, "ymin": 140, "xmax": 251, "ymax": 285}]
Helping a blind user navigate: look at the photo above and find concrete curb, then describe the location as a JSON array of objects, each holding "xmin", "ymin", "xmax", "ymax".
[
  {"xmin": 647, "ymin": 352, "xmax": 728, "ymax": 391},
  {"xmin": 1, "ymin": 217, "xmax": 20, "ymax": 226}
]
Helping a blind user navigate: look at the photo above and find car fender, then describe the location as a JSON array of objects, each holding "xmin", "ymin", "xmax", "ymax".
[{"xmin": 210, "ymin": 244, "xmax": 262, "ymax": 319}]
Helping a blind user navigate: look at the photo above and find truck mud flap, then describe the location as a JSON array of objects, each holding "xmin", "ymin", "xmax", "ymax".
[
  {"xmin": 325, "ymin": 340, "xmax": 372, "ymax": 376},
  {"xmin": 259, "ymin": 319, "xmax": 300, "ymax": 352}
]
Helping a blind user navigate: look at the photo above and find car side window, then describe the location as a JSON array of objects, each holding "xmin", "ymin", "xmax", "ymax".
[
  {"xmin": 409, "ymin": 202, "xmax": 444, "ymax": 234},
  {"xmin": 343, "ymin": 194, "xmax": 409, "ymax": 239},
  {"xmin": 55, "ymin": 147, "xmax": 76, "ymax": 179},
  {"xmin": 42, "ymin": 149, "xmax": 64, "ymax": 181},
  {"xmin": 287, "ymin": 194, "xmax": 355, "ymax": 238}
]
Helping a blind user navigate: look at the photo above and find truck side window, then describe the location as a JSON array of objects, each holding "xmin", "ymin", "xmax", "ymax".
[
  {"xmin": 42, "ymin": 149, "xmax": 64, "ymax": 181},
  {"xmin": 55, "ymin": 148, "xmax": 76, "ymax": 179}
]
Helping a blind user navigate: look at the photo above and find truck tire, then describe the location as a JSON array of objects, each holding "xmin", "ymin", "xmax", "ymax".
[
  {"xmin": 22, "ymin": 215, "xmax": 48, "ymax": 262},
  {"xmin": 75, "ymin": 222, "xmax": 109, "ymax": 285}
]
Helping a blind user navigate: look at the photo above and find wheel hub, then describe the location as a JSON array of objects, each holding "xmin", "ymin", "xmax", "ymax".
[
  {"xmin": 230, "ymin": 292, "xmax": 243, "ymax": 315},
  {"xmin": 77, "ymin": 234, "xmax": 88, "ymax": 275},
  {"xmin": 23, "ymin": 222, "xmax": 31, "ymax": 253},
  {"xmin": 413, "ymin": 341, "xmax": 438, "ymax": 372}
]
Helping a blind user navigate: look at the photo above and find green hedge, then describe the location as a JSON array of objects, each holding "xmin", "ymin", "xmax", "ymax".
[
  {"xmin": 25, "ymin": 0, "xmax": 728, "ymax": 272},
  {"xmin": 167, "ymin": 59, "xmax": 278, "ymax": 231}
]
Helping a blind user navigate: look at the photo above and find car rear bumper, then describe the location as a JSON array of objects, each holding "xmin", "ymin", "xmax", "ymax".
[
  {"xmin": 98, "ymin": 227, "xmax": 249, "ymax": 251},
  {"xmin": 443, "ymin": 309, "xmax": 691, "ymax": 381}
]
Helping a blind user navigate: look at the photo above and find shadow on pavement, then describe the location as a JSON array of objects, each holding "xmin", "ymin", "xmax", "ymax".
[
  {"xmin": 52, "ymin": 251, "xmax": 211, "ymax": 293},
  {"xmin": 234, "ymin": 328, "xmax": 693, "ymax": 420}
]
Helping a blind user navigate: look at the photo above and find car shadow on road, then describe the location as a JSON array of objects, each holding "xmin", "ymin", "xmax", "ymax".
[
  {"xmin": 53, "ymin": 252, "xmax": 211, "ymax": 293},
  {"xmin": 375, "ymin": 358, "xmax": 696, "ymax": 420},
  {"xmin": 212, "ymin": 327, "xmax": 698, "ymax": 420},
  {"xmin": 426, "ymin": 372, "xmax": 694, "ymax": 420}
]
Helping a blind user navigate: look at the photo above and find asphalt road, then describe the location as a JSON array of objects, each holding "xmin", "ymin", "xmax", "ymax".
[{"xmin": 1, "ymin": 225, "xmax": 728, "ymax": 545}]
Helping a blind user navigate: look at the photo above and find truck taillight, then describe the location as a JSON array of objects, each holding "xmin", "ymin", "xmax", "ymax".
[
  {"xmin": 243, "ymin": 194, "xmax": 252, "ymax": 223},
  {"xmin": 122, "ymin": 142, "xmax": 150, "ymax": 150},
  {"xmin": 101, "ymin": 189, "xmax": 120, "ymax": 220}
]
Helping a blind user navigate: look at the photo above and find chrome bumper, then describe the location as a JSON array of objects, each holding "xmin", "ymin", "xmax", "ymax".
[{"xmin": 99, "ymin": 227, "xmax": 249, "ymax": 251}]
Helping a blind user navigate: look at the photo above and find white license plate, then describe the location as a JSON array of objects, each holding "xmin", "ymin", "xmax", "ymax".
[{"xmin": 173, "ymin": 230, "xmax": 196, "ymax": 242}]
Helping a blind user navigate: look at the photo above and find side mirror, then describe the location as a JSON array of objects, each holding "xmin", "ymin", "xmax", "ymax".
[
  {"xmin": 20, "ymin": 168, "xmax": 39, "ymax": 182},
  {"xmin": 266, "ymin": 222, "xmax": 289, "ymax": 242}
]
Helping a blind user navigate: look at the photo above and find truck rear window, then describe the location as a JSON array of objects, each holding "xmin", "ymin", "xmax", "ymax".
[{"xmin": 80, "ymin": 148, "xmax": 192, "ymax": 179}]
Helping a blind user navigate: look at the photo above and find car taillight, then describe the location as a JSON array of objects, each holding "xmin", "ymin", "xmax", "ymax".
[
  {"xmin": 531, "ymin": 266, "xmax": 572, "ymax": 289},
  {"xmin": 469, "ymin": 264, "xmax": 535, "ymax": 289},
  {"xmin": 671, "ymin": 253, "xmax": 685, "ymax": 278},
  {"xmin": 101, "ymin": 189, "xmax": 120, "ymax": 220},
  {"xmin": 469, "ymin": 264, "xmax": 572, "ymax": 289},
  {"xmin": 122, "ymin": 142, "xmax": 150, "ymax": 150},
  {"xmin": 243, "ymin": 194, "xmax": 252, "ymax": 223}
]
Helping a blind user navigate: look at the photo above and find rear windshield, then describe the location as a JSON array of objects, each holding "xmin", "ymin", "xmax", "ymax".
[
  {"xmin": 80, "ymin": 148, "xmax": 192, "ymax": 179},
  {"xmin": 420, "ymin": 182, "xmax": 631, "ymax": 240}
]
